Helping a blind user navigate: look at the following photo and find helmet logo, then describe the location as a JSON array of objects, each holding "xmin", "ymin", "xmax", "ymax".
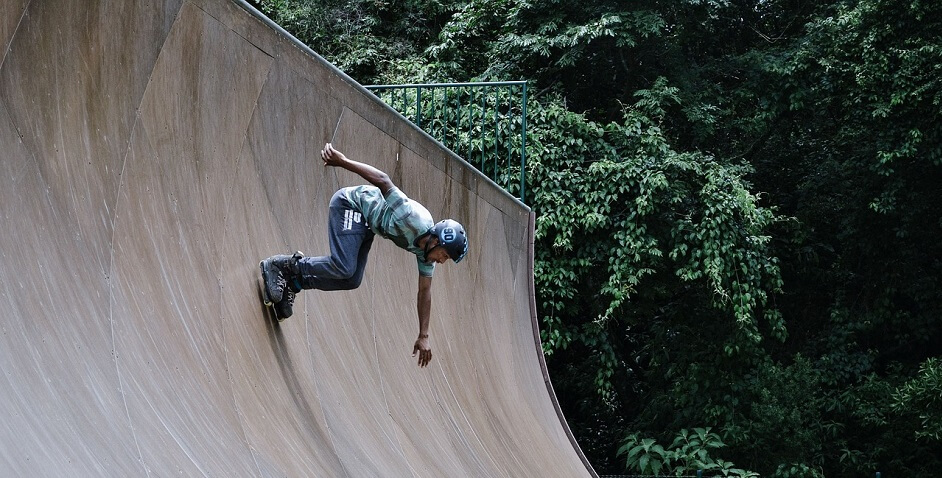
[{"xmin": 442, "ymin": 228, "xmax": 455, "ymax": 242}]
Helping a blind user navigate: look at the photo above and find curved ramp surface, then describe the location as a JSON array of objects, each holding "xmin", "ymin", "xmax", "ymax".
[{"xmin": 0, "ymin": 0, "xmax": 595, "ymax": 476}]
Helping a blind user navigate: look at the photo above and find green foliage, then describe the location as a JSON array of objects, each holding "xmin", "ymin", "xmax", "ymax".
[
  {"xmin": 713, "ymin": 356, "xmax": 827, "ymax": 473},
  {"xmin": 773, "ymin": 463, "xmax": 825, "ymax": 478},
  {"xmin": 893, "ymin": 358, "xmax": 942, "ymax": 442},
  {"xmin": 752, "ymin": 3, "xmax": 942, "ymax": 472},
  {"xmin": 522, "ymin": 82, "xmax": 790, "ymax": 473},
  {"xmin": 529, "ymin": 81, "xmax": 786, "ymax": 400},
  {"xmin": 618, "ymin": 428, "xmax": 759, "ymax": 477},
  {"xmin": 250, "ymin": 0, "xmax": 456, "ymax": 83},
  {"xmin": 428, "ymin": 0, "xmax": 673, "ymax": 117}
]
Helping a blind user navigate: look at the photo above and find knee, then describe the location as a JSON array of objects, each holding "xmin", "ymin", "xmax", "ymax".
[
  {"xmin": 332, "ymin": 269, "xmax": 364, "ymax": 290},
  {"xmin": 345, "ymin": 274, "xmax": 364, "ymax": 289},
  {"xmin": 331, "ymin": 258, "xmax": 359, "ymax": 282}
]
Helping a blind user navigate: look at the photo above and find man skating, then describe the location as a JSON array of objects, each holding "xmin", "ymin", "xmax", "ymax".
[{"xmin": 261, "ymin": 143, "xmax": 468, "ymax": 367}]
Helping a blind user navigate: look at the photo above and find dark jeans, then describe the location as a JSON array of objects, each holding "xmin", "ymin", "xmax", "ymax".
[{"xmin": 297, "ymin": 189, "xmax": 374, "ymax": 291}]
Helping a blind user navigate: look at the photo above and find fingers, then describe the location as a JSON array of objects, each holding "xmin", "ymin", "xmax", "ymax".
[
  {"xmin": 321, "ymin": 143, "xmax": 331, "ymax": 164},
  {"xmin": 412, "ymin": 341, "xmax": 432, "ymax": 367},
  {"xmin": 417, "ymin": 349, "xmax": 432, "ymax": 367}
]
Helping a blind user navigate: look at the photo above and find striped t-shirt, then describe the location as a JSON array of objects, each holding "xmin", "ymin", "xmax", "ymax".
[{"xmin": 342, "ymin": 185, "xmax": 436, "ymax": 277}]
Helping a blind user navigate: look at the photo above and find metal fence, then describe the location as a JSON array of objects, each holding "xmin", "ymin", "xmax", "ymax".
[
  {"xmin": 365, "ymin": 81, "xmax": 528, "ymax": 202},
  {"xmin": 599, "ymin": 474, "xmax": 726, "ymax": 478},
  {"xmin": 599, "ymin": 472, "xmax": 887, "ymax": 477}
]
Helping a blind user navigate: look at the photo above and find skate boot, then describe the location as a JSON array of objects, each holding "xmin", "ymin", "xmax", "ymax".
[
  {"xmin": 275, "ymin": 287, "xmax": 296, "ymax": 318},
  {"xmin": 260, "ymin": 251, "xmax": 303, "ymax": 304}
]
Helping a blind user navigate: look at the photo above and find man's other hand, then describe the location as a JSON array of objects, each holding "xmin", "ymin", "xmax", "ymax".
[{"xmin": 412, "ymin": 336, "xmax": 432, "ymax": 367}]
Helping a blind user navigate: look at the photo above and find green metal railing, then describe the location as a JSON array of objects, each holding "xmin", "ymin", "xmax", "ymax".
[
  {"xmin": 366, "ymin": 81, "xmax": 528, "ymax": 202},
  {"xmin": 599, "ymin": 471, "xmax": 886, "ymax": 477}
]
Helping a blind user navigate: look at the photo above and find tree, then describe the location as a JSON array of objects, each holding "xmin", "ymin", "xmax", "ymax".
[
  {"xmin": 250, "ymin": 0, "xmax": 457, "ymax": 82},
  {"xmin": 732, "ymin": 0, "xmax": 942, "ymax": 474},
  {"xmin": 526, "ymin": 82, "xmax": 786, "ymax": 472}
]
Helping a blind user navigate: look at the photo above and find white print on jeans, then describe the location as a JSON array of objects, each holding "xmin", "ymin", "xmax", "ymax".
[{"xmin": 343, "ymin": 209, "xmax": 362, "ymax": 230}]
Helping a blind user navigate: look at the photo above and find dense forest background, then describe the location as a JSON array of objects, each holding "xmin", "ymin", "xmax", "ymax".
[{"xmin": 248, "ymin": 0, "xmax": 941, "ymax": 476}]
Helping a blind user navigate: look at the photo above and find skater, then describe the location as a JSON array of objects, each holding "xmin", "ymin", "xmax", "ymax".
[{"xmin": 261, "ymin": 143, "xmax": 468, "ymax": 368}]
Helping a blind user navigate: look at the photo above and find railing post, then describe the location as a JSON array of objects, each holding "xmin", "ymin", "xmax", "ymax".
[
  {"xmin": 415, "ymin": 86, "xmax": 423, "ymax": 129},
  {"xmin": 493, "ymin": 92, "xmax": 499, "ymax": 179},
  {"xmin": 467, "ymin": 88, "xmax": 473, "ymax": 161},
  {"xmin": 443, "ymin": 88, "xmax": 450, "ymax": 144},
  {"xmin": 520, "ymin": 81, "xmax": 527, "ymax": 203}
]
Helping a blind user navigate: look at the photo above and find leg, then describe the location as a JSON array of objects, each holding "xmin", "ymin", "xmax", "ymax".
[{"xmin": 298, "ymin": 190, "xmax": 374, "ymax": 291}]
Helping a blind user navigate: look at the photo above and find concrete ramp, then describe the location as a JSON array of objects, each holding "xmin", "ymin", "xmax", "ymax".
[{"xmin": 0, "ymin": 0, "xmax": 594, "ymax": 476}]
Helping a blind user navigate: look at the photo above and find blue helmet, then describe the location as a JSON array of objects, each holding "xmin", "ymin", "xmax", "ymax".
[{"xmin": 430, "ymin": 219, "xmax": 468, "ymax": 263}]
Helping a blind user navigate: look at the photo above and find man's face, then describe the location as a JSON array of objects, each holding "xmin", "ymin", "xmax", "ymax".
[{"xmin": 426, "ymin": 245, "xmax": 451, "ymax": 264}]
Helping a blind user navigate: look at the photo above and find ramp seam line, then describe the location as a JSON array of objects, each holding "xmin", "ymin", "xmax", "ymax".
[
  {"xmin": 0, "ymin": 0, "xmax": 30, "ymax": 72},
  {"xmin": 191, "ymin": 1, "xmax": 273, "ymax": 60},
  {"xmin": 218, "ymin": 47, "xmax": 271, "ymax": 478},
  {"xmin": 108, "ymin": 121, "xmax": 146, "ymax": 476}
]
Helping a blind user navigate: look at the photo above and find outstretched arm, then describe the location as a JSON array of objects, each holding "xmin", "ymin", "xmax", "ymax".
[
  {"xmin": 321, "ymin": 143, "xmax": 395, "ymax": 195},
  {"xmin": 412, "ymin": 275, "xmax": 433, "ymax": 367}
]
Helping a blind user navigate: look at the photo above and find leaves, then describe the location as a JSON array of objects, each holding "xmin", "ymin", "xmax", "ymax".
[
  {"xmin": 619, "ymin": 428, "xmax": 759, "ymax": 477},
  {"xmin": 892, "ymin": 358, "xmax": 942, "ymax": 442}
]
